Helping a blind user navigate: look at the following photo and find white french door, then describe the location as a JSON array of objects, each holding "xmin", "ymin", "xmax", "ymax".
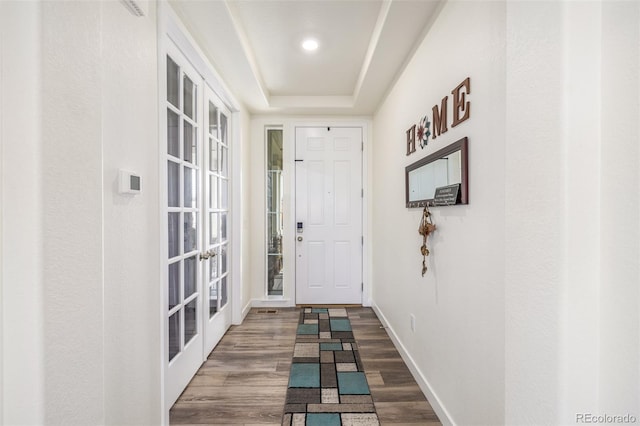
[
  {"xmin": 203, "ymin": 86, "xmax": 231, "ymax": 353},
  {"xmin": 295, "ymin": 127, "xmax": 363, "ymax": 304},
  {"xmin": 164, "ymin": 43, "xmax": 231, "ymax": 409},
  {"xmin": 164, "ymin": 46, "xmax": 204, "ymax": 408}
]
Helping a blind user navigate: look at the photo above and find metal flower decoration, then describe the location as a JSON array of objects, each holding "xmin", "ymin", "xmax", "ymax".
[
  {"xmin": 416, "ymin": 115, "xmax": 431, "ymax": 149},
  {"xmin": 418, "ymin": 205, "xmax": 436, "ymax": 276}
]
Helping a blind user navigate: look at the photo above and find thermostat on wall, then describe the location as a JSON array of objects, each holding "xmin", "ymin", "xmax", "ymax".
[{"xmin": 119, "ymin": 169, "xmax": 142, "ymax": 194}]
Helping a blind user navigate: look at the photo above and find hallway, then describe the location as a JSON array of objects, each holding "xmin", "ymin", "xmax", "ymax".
[
  {"xmin": 170, "ymin": 308, "xmax": 440, "ymax": 425},
  {"xmin": 2, "ymin": 1, "xmax": 639, "ymax": 425}
]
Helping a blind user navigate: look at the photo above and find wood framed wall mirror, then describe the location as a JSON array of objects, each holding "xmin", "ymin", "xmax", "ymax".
[{"xmin": 405, "ymin": 137, "xmax": 468, "ymax": 208}]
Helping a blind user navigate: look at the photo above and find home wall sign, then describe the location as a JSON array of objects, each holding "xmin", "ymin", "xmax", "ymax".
[{"xmin": 406, "ymin": 77, "xmax": 471, "ymax": 156}]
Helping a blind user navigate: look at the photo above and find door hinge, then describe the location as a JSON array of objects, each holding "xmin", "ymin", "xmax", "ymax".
[
  {"xmin": 361, "ymin": 141, "xmax": 364, "ymax": 151},
  {"xmin": 361, "ymin": 236, "xmax": 364, "ymax": 245},
  {"xmin": 361, "ymin": 282, "xmax": 364, "ymax": 291},
  {"xmin": 361, "ymin": 189, "xmax": 364, "ymax": 198}
]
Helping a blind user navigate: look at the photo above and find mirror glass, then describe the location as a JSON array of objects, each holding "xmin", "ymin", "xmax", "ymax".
[{"xmin": 405, "ymin": 137, "xmax": 468, "ymax": 208}]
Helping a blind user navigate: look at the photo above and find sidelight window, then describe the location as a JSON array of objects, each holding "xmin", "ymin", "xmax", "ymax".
[{"xmin": 266, "ymin": 128, "xmax": 284, "ymax": 296}]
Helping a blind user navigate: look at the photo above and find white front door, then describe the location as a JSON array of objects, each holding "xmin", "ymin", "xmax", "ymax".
[
  {"xmin": 164, "ymin": 43, "xmax": 232, "ymax": 409},
  {"xmin": 295, "ymin": 127, "xmax": 363, "ymax": 305}
]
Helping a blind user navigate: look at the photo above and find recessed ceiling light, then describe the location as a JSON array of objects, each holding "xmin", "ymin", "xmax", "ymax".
[{"xmin": 302, "ymin": 39, "xmax": 319, "ymax": 52}]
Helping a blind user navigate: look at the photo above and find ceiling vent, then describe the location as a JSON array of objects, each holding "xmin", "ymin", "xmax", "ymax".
[{"xmin": 120, "ymin": 0, "xmax": 146, "ymax": 17}]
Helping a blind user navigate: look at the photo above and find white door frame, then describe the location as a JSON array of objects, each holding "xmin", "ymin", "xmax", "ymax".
[{"xmin": 158, "ymin": 3, "xmax": 243, "ymax": 422}]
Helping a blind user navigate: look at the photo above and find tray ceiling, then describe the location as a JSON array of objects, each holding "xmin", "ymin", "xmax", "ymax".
[{"xmin": 169, "ymin": 0, "xmax": 443, "ymax": 115}]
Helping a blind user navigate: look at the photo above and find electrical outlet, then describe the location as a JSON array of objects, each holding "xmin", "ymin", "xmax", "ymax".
[{"xmin": 410, "ymin": 314, "xmax": 416, "ymax": 332}]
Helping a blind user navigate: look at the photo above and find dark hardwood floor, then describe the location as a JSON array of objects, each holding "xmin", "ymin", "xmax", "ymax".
[
  {"xmin": 349, "ymin": 307, "xmax": 441, "ymax": 425},
  {"xmin": 170, "ymin": 307, "xmax": 441, "ymax": 425}
]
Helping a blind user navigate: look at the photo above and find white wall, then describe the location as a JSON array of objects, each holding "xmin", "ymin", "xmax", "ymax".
[
  {"xmin": 598, "ymin": 1, "xmax": 639, "ymax": 418},
  {"xmin": 506, "ymin": 2, "xmax": 640, "ymax": 424},
  {"xmin": 41, "ymin": 2, "xmax": 106, "ymax": 422},
  {"xmin": 504, "ymin": 2, "xmax": 565, "ymax": 424},
  {"xmin": 1, "ymin": 1, "xmax": 163, "ymax": 424},
  {"xmin": 374, "ymin": 1, "xmax": 640, "ymax": 425},
  {"xmin": 101, "ymin": 1, "xmax": 162, "ymax": 424},
  {"xmin": 240, "ymin": 111, "xmax": 253, "ymax": 315},
  {"xmin": 1, "ymin": 2, "xmax": 46, "ymax": 424},
  {"xmin": 42, "ymin": 1, "xmax": 163, "ymax": 424},
  {"xmin": 372, "ymin": 2, "xmax": 506, "ymax": 425}
]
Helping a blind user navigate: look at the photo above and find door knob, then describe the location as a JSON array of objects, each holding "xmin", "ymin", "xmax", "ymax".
[
  {"xmin": 297, "ymin": 236, "xmax": 303, "ymax": 242},
  {"xmin": 199, "ymin": 250, "xmax": 217, "ymax": 260}
]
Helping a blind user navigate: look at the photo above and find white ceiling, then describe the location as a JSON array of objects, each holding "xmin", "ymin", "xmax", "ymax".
[{"xmin": 169, "ymin": 0, "xmax": 444, "ymax": 115}]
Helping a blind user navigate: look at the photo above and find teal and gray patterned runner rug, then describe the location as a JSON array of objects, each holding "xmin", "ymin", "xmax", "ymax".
[{"xmin": 281, "ymin": 307, "xmax": 380, "ymax": 426}]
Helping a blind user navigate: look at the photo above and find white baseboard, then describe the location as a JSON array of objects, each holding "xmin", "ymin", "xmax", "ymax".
[
  {"xmin": 371, "ymin": 302, "xmax": 455, "ymax": 426},
  {"xmin": 240, "ymin": 299, "xmax": 253, "ymax": 322},
  {"xmin": 237, "ymin": 298, "xmax": 294, "ymax": 325},
  {"xmin": 250, "ymin": 298, "xmax": 295, "ymax": 308}
]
